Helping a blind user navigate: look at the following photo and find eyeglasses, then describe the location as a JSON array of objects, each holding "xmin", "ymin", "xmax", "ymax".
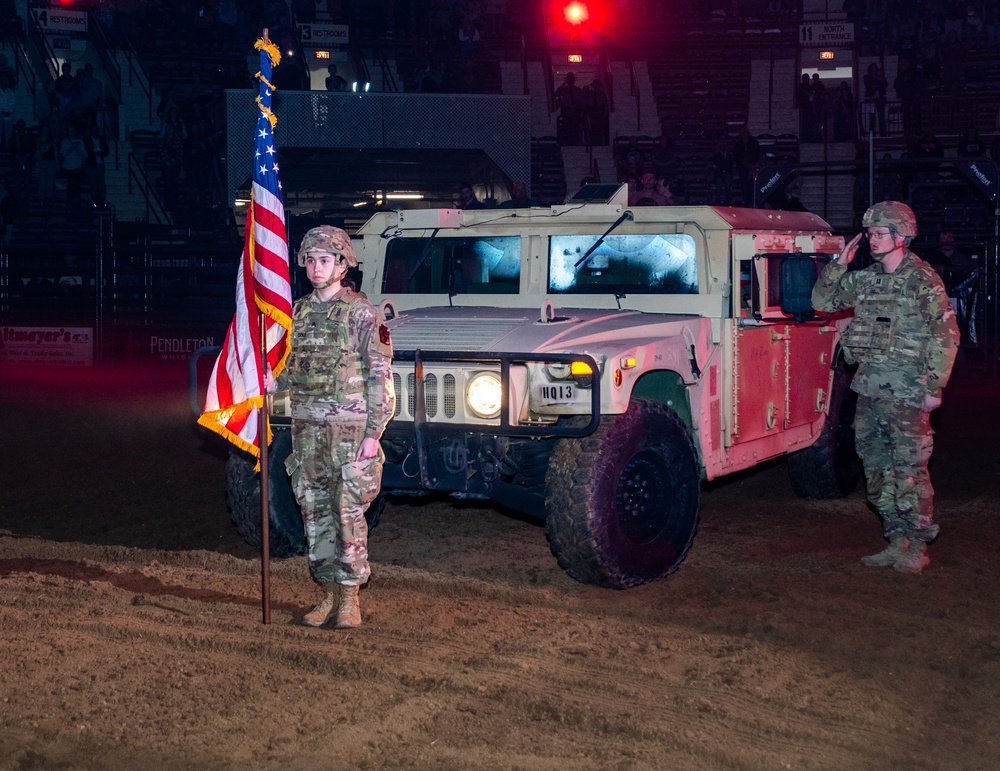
[{"xmin": 865, "ymin": 229, "xmax": 893, "ymax": 240}]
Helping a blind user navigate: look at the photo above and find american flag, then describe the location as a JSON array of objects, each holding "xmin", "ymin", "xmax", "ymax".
[{"xmin": 198, "ymin": 37, "xmax": 293, "ymax": 466}]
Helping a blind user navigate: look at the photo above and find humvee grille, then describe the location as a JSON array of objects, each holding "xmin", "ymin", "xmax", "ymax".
[{"xmin": 394, "ymin": 370, "xmax": 463, "ymax": 422}]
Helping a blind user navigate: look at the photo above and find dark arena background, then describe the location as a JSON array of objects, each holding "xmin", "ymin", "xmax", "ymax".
[{"xmin": 2, "ymin": 1, "xmax": 1000, "ymax": 768}]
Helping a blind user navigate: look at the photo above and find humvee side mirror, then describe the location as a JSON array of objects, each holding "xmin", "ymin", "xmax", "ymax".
[{"xmin": 751, "ymin": 252, "xmax": 833, "ymax": 323}]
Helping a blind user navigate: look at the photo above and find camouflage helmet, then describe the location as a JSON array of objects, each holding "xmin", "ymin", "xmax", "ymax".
[
  {"xmin": 862, "ymin": 201, "xmax": 918, "ymax": 238},
  {"xmin": 296, "ymin": 225, "xmax": 357, "ymax": 268}
]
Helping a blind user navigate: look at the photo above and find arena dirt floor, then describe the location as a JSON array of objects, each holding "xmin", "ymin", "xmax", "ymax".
[{"xmin": 2, "ymin": 356, "xmax": 999, "ymax": 770}]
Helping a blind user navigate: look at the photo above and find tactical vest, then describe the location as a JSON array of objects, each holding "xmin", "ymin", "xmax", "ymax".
[
  {"xmin": 287, "ymin": 292, "xmax": 368, "ymax": 415},
  {"xmin": 840, "ymin": 257, "xmax": 929, "ymax": 369}
]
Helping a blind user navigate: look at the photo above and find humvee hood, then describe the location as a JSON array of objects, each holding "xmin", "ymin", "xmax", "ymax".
[{"xmin": 385, "ymin": 306, "xmax": 697, "ymax": 354}]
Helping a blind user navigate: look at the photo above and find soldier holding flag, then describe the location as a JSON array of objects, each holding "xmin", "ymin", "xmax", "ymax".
[{"xmin": 271, "ymin": 226, "xmax": 394, "ymax": 629}]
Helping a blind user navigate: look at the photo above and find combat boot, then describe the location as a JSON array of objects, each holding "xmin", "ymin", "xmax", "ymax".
[
  {"xmin": 334, "ymin": 584, "xmax": 361, "ymax": 629},
  {"xmin": 861, "ymin": 536, "xmax": 908, "ymax": 567},
  {"xmin": 302, "ymin": 584, "xmax": 339, "ymax": 627},
  {"xmin": 893, "ymin": 541, "xmax": 930, "ymax": 574}
]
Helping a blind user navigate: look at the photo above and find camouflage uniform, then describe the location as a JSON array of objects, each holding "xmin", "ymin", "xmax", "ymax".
[
  {"xmin": 285, "ymin": 287, "xmax": 394, "ymax": 586},
  {"xmin": 812, "ymin": 249, "xmax": 959, "ymax": 544}
]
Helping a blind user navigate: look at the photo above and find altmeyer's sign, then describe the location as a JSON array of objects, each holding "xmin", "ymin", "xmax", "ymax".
[
  {"xmin": 799, "ymin": 22, "xmax": 854, "ymax": 46},
  {"xmin": 0, "ymin": 326, "xmax": 93, "ymax": 365}
]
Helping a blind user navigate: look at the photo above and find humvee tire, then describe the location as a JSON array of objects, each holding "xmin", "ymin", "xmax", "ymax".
[
  {"xmin": 544, "ymin": 399, "xmax": 701, "ymax": 589},
  {"xmin": 227, "ymin": 428, "xmax": 385, "ymax": 558},
  {"xmin": 787, "ymin": 365, "xmax": 862, "ymax": 499}
]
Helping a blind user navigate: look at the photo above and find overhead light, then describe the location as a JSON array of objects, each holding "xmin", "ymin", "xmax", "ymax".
[
  {"xmin": 386, "ymin": 193, "xmax": 424, "ymax": 200},
  {"xmin": 234, "ymin": 199, "xmax": 249, "ymax": 207}
]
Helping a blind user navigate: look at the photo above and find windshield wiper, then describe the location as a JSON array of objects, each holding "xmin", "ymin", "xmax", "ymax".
[
  {"xmin": 574, "ymin": 210, "xmax": 634, "ymax": 268},
  {"xmin": 408, "ymin": 227, "xmax": 440, "ymax": 282}
]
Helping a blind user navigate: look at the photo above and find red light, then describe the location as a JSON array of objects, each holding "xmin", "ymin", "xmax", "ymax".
[{"xmin": 564, "ymin": 2, "xmax": 589, "ymax": 25}]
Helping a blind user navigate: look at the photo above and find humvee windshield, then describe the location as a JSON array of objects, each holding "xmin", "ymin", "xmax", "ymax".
[
  {"xmin": 382, "ymin": 236, "xmax": 520, "ymax": 294},
  {"xmin": 549, "ymin": 234, "xmax": 698, "ymax": 294}
]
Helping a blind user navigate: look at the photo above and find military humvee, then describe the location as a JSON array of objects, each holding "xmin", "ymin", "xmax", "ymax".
[{"xmin": 228, "ymin": 185, "xmax": 860, "ymax": 588}]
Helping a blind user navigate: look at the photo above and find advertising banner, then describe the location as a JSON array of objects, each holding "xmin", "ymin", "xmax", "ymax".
[{"xmin": 0, "ymin": 326, "xmax": 94, "ymax": 366}]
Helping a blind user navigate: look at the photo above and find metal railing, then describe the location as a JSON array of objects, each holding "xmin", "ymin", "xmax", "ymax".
[
  {"xmin": 4, "ymin": 30, "xmax": 37, "ymax": 119},
  {"xmin": 126, "ymin": 152, "xmax": 169, "ymax": 225}
]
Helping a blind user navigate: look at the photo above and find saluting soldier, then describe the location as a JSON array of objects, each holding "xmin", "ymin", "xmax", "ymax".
[{"xmin": 812, "ymin": 201, "xmax": 960, "ymax": 573}]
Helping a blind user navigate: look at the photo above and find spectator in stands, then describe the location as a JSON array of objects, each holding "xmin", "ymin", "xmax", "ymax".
[
  {"xmin": 584, "ymin": 79, "xmax": 610, "ymax": 146},
  {"xmin": 861, "ymin": 63, "xmax": 888, "ymax": 136},
  {"xmin": 657, "ymin": 176, "xmax": 677, "ymax": 206},
  {"xmin": 0, "ymin": 71, "xmax": 14, "ymax": 150},
  {"xmin": 957, "ymin": 125, "xmax": 985, "ymax": 156},
  {"xmin": 53, "ymin": 61, "xmax": 76, "ymax": 93},
  {"xmin": 457, "ymin": 13, "xmax": 482, "ymax": 60},
  {"xmin": 637, "ymin": 171, "xmax": 667, "ymax": 205},
  {"xmin": 0, "ymin": 178, "xmax": 25, "ymax": 246},
  {"xmin": 77, "ymin": 63, "xmax": 104, "ymax": 135},
  {"xmin": 499, "ymin": 180, "xmax": 537, "ymax": 208},
  {"xmin": 457, "ymin": 182, "xmax": 486, "ymax": 209},
  {"xmin": 554, "ymin": 72, "xmax": 584, "ymax": 146},
  {"xmin": 325, "ymin": 64, "xmax": 348, "ymax": 92}
]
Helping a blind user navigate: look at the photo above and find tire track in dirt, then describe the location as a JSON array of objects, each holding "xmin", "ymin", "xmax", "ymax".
[{"xmin": 1, "ymin": 555, "xmax": 909, "ymax": 770}]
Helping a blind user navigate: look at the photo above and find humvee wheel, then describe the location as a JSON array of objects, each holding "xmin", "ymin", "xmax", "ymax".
[
  {"xmin": 226, "ymin": 428, "xmax": 385, "ymax": 558},
  {"xmin": 544, "ymin": 399, "xmax": 701, "ymax": 589},
  {"xmin": 787, "ymin": 365, "xmax": 861, "ymax": 499}
]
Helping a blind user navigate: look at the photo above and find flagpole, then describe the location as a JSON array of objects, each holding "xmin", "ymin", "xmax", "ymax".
[
  {"xmin": 259, "ymin": 308, "xmax": 272, "ymax": 624},
  {"xmin": 257, "ymin": 27, "xmax": 274, "ymax": 626}
]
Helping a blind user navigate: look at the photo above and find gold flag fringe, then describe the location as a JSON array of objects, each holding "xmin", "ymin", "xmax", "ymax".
[{"xmin": 254, "ymin": 37, "xmax": 281, "ymax": 68}]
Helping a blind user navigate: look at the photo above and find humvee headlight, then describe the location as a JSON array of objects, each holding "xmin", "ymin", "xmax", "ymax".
[
  {"xmin": 570, "ymin": 361, "xmax": 593, "ymax": 376},
  {"xmin": 467, "ymin": 372, "xmax": 503, "ymax": 418}
]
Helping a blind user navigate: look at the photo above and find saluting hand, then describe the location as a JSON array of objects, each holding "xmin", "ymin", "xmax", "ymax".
[{"xmin": 839, "ymin": 232, "xmax": 863, "ymax": 265}]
